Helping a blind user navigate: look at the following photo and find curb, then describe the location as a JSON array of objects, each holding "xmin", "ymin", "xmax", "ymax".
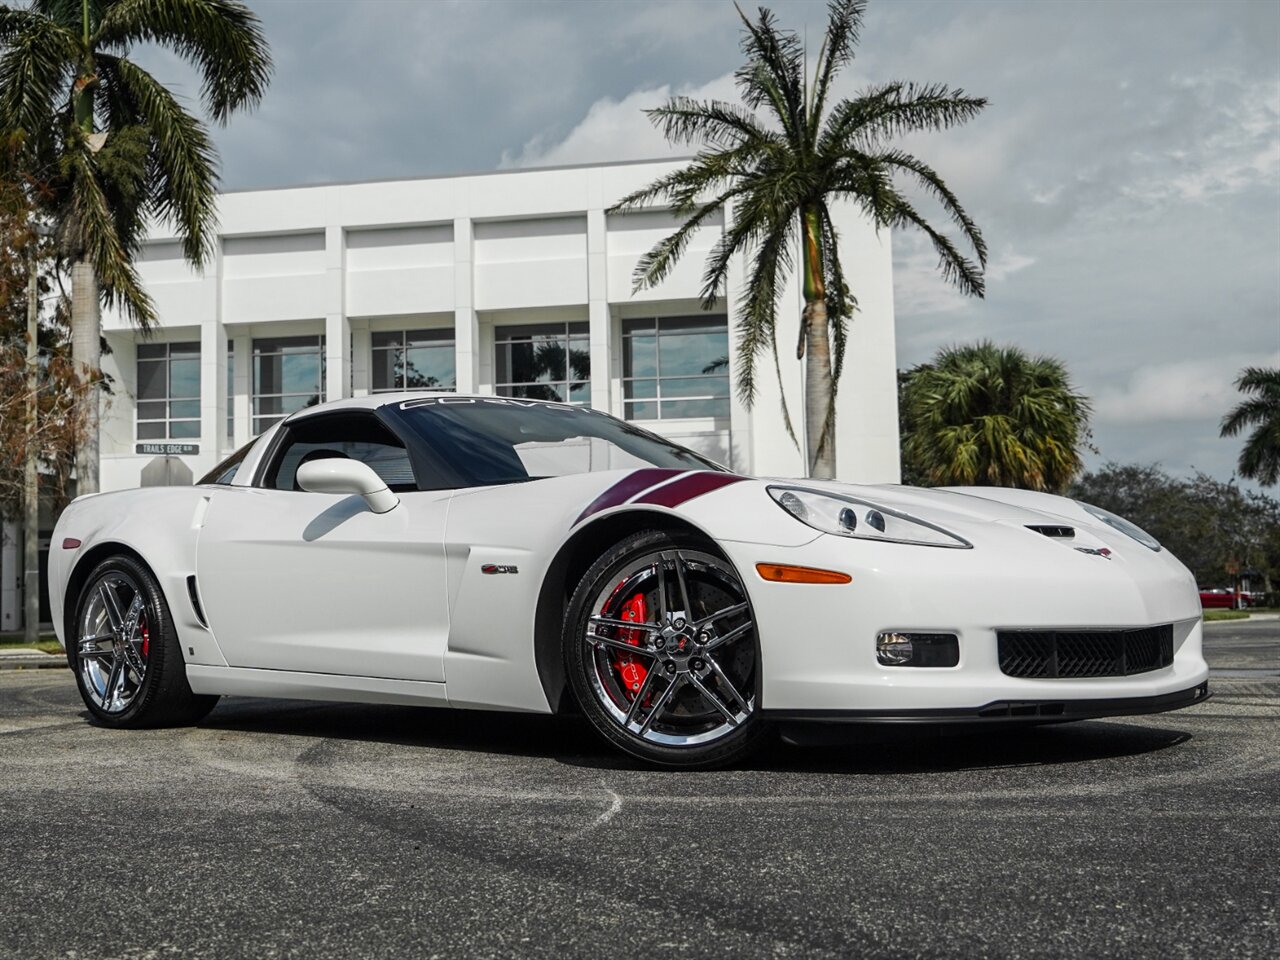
[{"xmin": 0, "ymin": 655, "xmax": 68, "ymax": 670}]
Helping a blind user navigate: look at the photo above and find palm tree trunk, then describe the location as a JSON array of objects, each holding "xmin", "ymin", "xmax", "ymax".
[
  {"xmin": 70, "ymin": 257, "xmax": 99, "ymax": 496},
  {"xmin": 800, "ymin": 206, "xmax": 836, "ymax": 478},
  {"xmin": 803, "ymin": 296, "xmax": 836, "ymax": 478}
]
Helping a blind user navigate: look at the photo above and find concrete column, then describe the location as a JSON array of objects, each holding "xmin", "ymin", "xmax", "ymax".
[
  {"xmin": 350, "ymin": 320, "xmax": 371, "ymax": 397},
  {"xmin": 199, "ymin": 247, "xmax": 226, "ymax": 470},
  {"xmin": 231, "ymin": 334, "xmax": 251, "ymax": 446},
  {"xmin": 324, "ymin": 225, "xmax": 349, "ymax": 402},
  {"xmin": 586, "ymin": 207, "xmax": 611, "ymax": 413},
  {"xmin": 453, "ymin": 217, "xmax": 478, "ymax": 392},
  {"xmin": 199, "ymin": 319, "xmax": 228, "ymax": 465}
]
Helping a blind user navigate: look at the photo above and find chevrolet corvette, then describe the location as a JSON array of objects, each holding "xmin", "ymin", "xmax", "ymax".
[{"xmin": 50, "ymin": 394, "xmax": 1210, "ymax": 767}]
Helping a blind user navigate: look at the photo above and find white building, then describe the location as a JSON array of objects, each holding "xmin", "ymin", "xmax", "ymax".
[{"xmin": 0, "ymin": 158, "xmax": 899, "ymax": 630}]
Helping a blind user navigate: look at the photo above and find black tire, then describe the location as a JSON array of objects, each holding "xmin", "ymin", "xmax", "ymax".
[
  {"xmin": 565, "ymin": 530, "xmax": 769, "ymax": 769},
  {"xmin": 68, "ymin": 555, "xmax": 218, "ymax": 728}
]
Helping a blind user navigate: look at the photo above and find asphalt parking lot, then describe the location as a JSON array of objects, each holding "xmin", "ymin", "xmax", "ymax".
[{"xmin": 1, "ymin": 621, "xmax": 1276, "ymax": 960}]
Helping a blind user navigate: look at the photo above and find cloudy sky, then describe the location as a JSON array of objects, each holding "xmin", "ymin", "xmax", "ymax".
[{"xmin": 149, "ymin": 0, "xmax": 1279, "ymax": 485}]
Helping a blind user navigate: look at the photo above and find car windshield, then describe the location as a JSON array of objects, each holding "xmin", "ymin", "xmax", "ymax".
[{"xmin": 383, "ymin": 398, "xmax": 723, "ymax": 488}]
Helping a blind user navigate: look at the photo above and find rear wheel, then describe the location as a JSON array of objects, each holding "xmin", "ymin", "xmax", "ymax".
[
  {"xmin": 70, "ymin": 555, "xmax": 218, "ymax": 728},
  {"xmin": 565, "ymin": 531, "xmax": 768, "ymax": 768}
]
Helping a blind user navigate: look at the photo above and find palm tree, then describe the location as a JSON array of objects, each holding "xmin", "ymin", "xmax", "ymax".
[
  {"xmin": 899, "ymin": 340, "xmax": 1092, "ymax": 493},
  {"xmin": 0, "ymin": 0, "xmax": 270, "ymax": 494},
  {"xmin": 1220, "ymin": 367, "xmax": 1280, "ymax": 486},
  {"xmin": 609, "ymin": 0, "xmax": 986, "ymax": 478}
]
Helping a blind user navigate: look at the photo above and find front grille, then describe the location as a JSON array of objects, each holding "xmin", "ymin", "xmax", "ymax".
[{"xmin": 997, "ymin": 625, "xmax": 1174, "ymax": 678}]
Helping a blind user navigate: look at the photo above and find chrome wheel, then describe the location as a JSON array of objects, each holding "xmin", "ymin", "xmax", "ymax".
[
  {"xmin": 77, "ymin": 572, "xmax": 152, "ymax": 714},
  {"xmin": 583, "ymin": 548, "xmax": 756, "ymax": 748}
]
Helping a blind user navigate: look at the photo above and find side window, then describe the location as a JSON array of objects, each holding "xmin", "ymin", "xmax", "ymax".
[
  {"xmin": 263, "ymin": 413, "xmax": 417, "ymax": 492},
  {"xmin": 199, "ymin": 440, "xmax": 256, "ymax": 485}
]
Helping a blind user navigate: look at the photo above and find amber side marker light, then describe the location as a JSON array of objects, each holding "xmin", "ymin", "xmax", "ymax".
[{"xmin": 755, "ymin": 563, "xmax": 851, "ymax": 585}]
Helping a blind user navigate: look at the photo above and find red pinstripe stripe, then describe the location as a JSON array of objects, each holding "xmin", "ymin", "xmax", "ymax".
[
  {"xmin": 574, "ymin": 468, "xmax": 685, "ymax": 525},
  {"xmin": 632, "ymin": 471, "xmax": 747, "ymax": 508}
]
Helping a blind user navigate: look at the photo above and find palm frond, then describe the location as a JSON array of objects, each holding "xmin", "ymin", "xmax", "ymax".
[
  {"xmin": 885, "ymin": 194, "xmax": 985, "ymax": 298},
  {"xmin": 0, "ymin": 12, "xmax": 74, "ymax": 136},
  {"xmin": 821, "ymin": 82, "xmax": 987, "ymax": 153},
  {"xmin": 608, "ymin": 149, "xmax": 753, "ymax": 215},
  {"xmin": 64, "ymin": 141, "xmax": 155, "ymax": 327},
  {"xmin": 646, "ymin": 96, "xmax": 777, "ymax": 151},
  {"xmin": 877, "ymin": 149, "xmax": 987, "ymax": 266},
  {"xmin": 94, "ymin": 0, "xmax": 271, "ymax": 123},
  {"xmin": 627, "ymin": 194, "xmax": 733, "ymax": 293},
  {"xmin": 817, "ymin": 200, "xmax": 855, "ymax": 388},
  {"xmin": 735, "ymin": 212, "xmax": 794, "ymax": 405},
  {"xmin": 98, "ymin": 54, "xmax": 217, "ymax": 264},
  {"xmin": 808, "ymin": 0, "xmax": 865, "ymax": 141},
  {"xmin": 733, "ymin": 3, "xmax": 805, "ymax": 147}
]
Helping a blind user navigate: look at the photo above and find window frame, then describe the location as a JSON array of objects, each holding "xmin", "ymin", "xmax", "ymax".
[
  {"xmin": 250, "ymin": 334, "xmax": 327, "ymax": 435},
  {"xmin": 621, "ymin": 314, "xmax": 731, "ymax": 423},
  {"xmin": 135, "ymin": 340, "xmax": 202, "ymax": 441},
  {"xmin": 492, "ymin": 320, "xmax": 591, "ymax": 406},
  {"xmin": 370, "ymin": 327, "xmax": 457, "ymax": 393}
]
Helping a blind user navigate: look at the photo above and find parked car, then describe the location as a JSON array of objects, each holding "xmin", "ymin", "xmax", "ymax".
[
  {"xmin": 50, "ymin": 393, "xmax": 1211, "ymax": 768},
  {"xmin": 1198, "ymin": 588, "xmax": 1257, "ymax": 609}
]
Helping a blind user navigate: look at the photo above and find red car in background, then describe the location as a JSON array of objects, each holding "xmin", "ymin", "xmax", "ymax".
[{"xmin": 1199, "ymin": 588, "xmax": 1257, "ymax": 609}]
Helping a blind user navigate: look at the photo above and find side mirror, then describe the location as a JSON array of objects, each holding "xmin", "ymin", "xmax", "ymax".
[{"xmin": 296, "ymin": 458, "xmax": 399, "ymax": 514}]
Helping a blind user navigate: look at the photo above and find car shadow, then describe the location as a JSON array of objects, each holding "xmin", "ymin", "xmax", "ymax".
[{"xmin": 191, "ymin": 696, "xmax": 1194, "ymax": 775}]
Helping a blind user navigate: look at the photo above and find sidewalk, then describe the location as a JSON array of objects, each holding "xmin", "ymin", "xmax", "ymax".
[{"xmin": 0, "ymin": 647, "xmax": 66, "ymax": 670}]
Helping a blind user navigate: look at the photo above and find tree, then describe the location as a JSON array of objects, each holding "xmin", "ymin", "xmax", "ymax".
[
  {"xmin": 0, "ymin": 0, "xmax": 271, "ymax": 495},
  {"xmin": 1071, "ymin": 462, "xmax": 1280, "ymax": 590},
  {"xmin": 609, "ymin": 0, "xmax": 987, "ymax": 478},
  {"xmin": 0, "ymin": 159, "xmax": 90, "ymax": 522},
  {"xmin": 1220, "ymin": 366, "xmax": 1280, "ymax": 487},
  {"xmin": 899, "ymin": 340, "xmax": 1092, "ymax": 492}
]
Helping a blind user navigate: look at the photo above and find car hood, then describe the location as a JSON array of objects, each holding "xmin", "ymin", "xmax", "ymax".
[{"xmin": 765, "ymin": 479, "xmax": 1081, "ymax": 530}]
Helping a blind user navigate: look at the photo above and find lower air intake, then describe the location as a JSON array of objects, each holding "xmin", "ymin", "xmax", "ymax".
[{"xmin": 997, "ymin": 625, "xmax": 1174, "ymax": 678}]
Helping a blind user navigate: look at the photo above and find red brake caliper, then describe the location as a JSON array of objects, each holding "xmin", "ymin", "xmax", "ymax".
[
  {"xmin": 613, "ymin": 592, "xmax": 649, "ymax": 698},
  {"xmin": 140, "ymin": 615, "xmax": 150, "ymax": 660}
]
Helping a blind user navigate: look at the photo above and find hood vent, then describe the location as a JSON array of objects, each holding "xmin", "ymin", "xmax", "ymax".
[{"xmin": 1027, "ymin": 524, "xmax": 1075, "ymax": 539}]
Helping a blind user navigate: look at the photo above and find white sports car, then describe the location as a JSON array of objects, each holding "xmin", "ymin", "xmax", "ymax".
[{"xmin": 50, "ymin": 394, "xmax": 1210, "ymax": 767}]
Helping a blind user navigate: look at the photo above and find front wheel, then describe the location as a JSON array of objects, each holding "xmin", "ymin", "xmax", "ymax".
[
  {"xmin": 69, "ymin": 555, "xmax": 218, "ymax": 728},
  {"xmin": 565, "ymin": 531, "xmax": 768, "ymax": 769}
]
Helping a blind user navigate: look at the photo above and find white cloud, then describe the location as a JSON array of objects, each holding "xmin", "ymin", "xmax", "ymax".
[
  {"xmin": 1092, "ymin": 353, "xmax": 1280, "ymax": 425},
  {"xmin": 501, "ymin": 73, "xmax": 740, "ymax": 169}
]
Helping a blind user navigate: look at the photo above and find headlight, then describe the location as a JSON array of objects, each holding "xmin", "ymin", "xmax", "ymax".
[
  {"xmin": 768, "ymin": 486, "xmax": 971, "ymax": 548},
  {"xmin": 1076, "ymin": 501, "xmax": 1161, "ymax": 552}
]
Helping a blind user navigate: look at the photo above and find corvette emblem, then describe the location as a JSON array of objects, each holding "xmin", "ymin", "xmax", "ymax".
[
  {"xmin": 481, "ymin": 564, "xmax": 519, "ymax": 575},
  {"xmin": 1075, "ymin": 547, "xmax": 1112, "ymax": 559}
]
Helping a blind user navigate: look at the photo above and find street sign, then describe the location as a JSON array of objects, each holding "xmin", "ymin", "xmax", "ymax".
[{"xmin": 135, "ymin": 442, "xmax": 199, "ymax": 456}]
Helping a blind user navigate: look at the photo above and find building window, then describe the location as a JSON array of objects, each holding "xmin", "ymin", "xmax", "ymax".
[
  {"xmin": 371, "ymin": 328, "xmax": 455, "ymax": 392},
  {"xmin": 252, "ymin": 334, "xmax": 325, "ymax": 435},
  {"xmin": 136, "ymin": 341, "xmax": 200, "ymax": 440},
  {"xmin": 494, "ymin": 321, "xmax": 590, "ymax": 404},
  {"xmin": 623, "ymin": 315, "xmax": 730, "ymax": 420}
]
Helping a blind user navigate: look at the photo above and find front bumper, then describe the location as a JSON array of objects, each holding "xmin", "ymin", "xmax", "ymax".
[
  {"xmin": 764, "ymin": 679, "xmax": 1211, "ymax": 724},
  {"xmin": 717, "ymin": 529, "xmax": 1210, "ymax": 714}
]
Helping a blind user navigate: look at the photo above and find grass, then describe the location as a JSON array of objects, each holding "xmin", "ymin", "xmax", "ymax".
[
  {"xmin": 1203, "ymin": 609, "xmax": 1251, "ymax": 622},
  {"xmin": 0, "ymin": 634, "xmax": 63, "ymax": 655}
]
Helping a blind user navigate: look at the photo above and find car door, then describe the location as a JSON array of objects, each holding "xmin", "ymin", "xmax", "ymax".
[{"xmin": 195, "ymin": 409, "xmax": 451, "ymax": 683}]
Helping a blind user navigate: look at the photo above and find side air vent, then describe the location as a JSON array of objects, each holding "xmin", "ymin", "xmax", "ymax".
[
  {"xmin": 186, "ymin": 575, "xmax": 209, "ymax": 628},
  {"xmin": 1027, "ymin": 524, "xmax": 1075, "ymax": 538}
]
